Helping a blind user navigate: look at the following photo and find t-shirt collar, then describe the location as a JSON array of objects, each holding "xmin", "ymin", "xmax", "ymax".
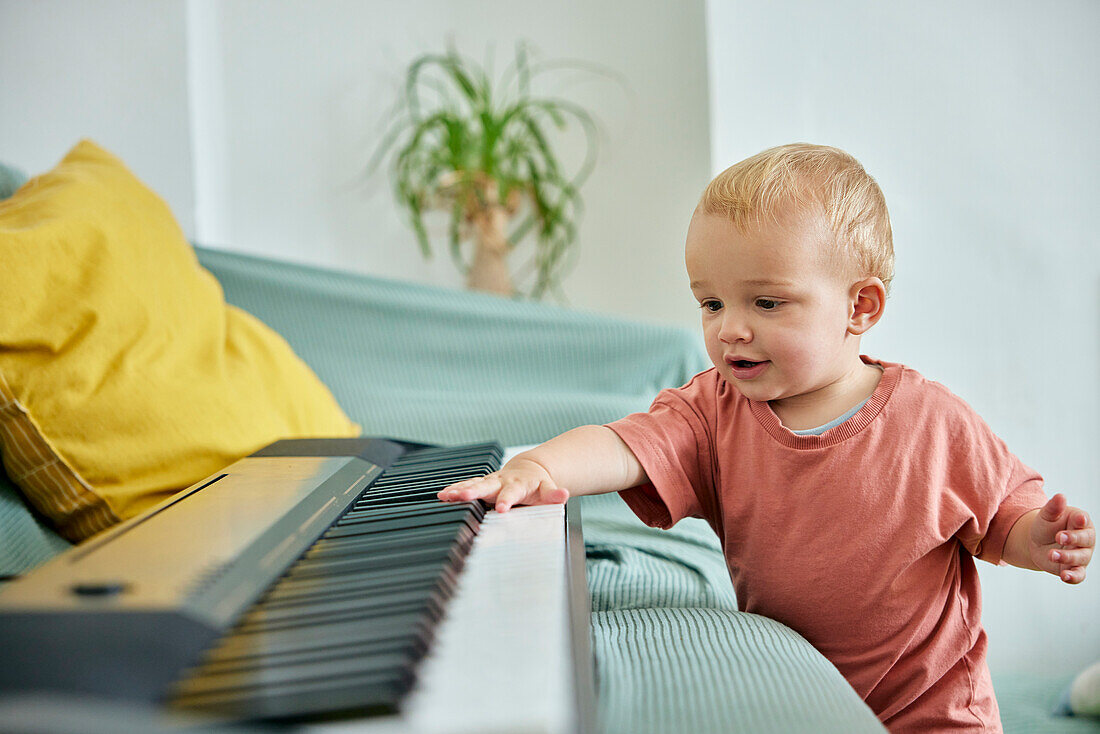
[{"xmin": 746, "ymin": 355, "xmax": 903, "ymax": 449}]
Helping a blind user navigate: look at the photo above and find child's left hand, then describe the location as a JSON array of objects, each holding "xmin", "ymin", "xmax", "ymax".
[{"xmin": 1030, "ymin": 494, "xmax": 1094, "ymax": 584}]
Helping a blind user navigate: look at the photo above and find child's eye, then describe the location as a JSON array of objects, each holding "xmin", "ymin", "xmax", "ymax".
[
  {"xmin": 700, "ymin": 299, "xmax": 722, "ymax": 313},
  {"xmin": 755, "ymin": 299, "xmax": 780, "ymax": 310}
]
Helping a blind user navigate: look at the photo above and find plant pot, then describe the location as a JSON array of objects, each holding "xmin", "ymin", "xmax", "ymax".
[{"xmin": 467, "ymin": 204, "xmax": 514, "ymax": 297}]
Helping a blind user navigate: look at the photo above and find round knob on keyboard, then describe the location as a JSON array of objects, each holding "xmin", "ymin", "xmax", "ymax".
[{"xmin": 71, "ymin": 581, "xmax": 128, "ymax": 597}]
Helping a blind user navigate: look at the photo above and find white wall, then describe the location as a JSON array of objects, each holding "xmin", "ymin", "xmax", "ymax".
[
  {"xmin": 0, "ymin": 0, "xmax": 196, "ymax": 233},
  {"xmin": 188, "ymin": 0, "xmax": 711, "ymax": 321},
  {"xmin": 706, "ymin": 0, "xmax": 1100, "ymax": 675},
  {"xmin": 1, "ymin": 0, "xmax": 711, "ymax": 326}
]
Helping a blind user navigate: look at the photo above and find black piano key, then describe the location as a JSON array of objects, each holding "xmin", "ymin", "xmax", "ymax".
[
  {"xmin": 311, "ymin": 519, "xmax": 469, "ymax": 547},
  {"xmin": 284, "ymin": 544, "xmax": 462, "ymax": 580},
  {"xmin": 262, "ymin": 563, "xmax": 456, "ymax": 604},
  {"xmin": 177, "ymin": 648, "xmax": 418, "ymax": 698},
  {"xmin": 354, "ymin": 488, "xmax": 453, "ymax": 503},
  {"xmin": 279, "ymin": 552, "xmax": 458, "ymax": 581},
  {"xmin": 351, "ymin": 496, "xmax": 455, "ymax": 511},
  {"xmin": 365, "ymin": 466, "xmax": 480, "ymax": 484},
  {"xmin": 200, "ymin": 636, "xmax": 423, "ymax": 676},
  {"xmin": 387, "ymin": 446, "xmax": 500, "ymax": 467},
  {"xmin": 300, "ymin": 538, "xmax": 463, "ymax": 566},
  {"xmin": 364, "ymin": 459, "xmax": 496, "ymax": 480},
  {"xmin": 196, "ymin": 635, "xmax": 420, "ymax": 677},
  {"xmin": 346, "ymin": 508, "xmax": 483, "ymax": 529},
  {"xmin": 367, "ymin": 475, "xmax": 489, "ymax": 490},
  {"xmin": 205, "ymin": 615, "xmax": 433, "ymax": 661},
  {"xmin": 359, "ymin": 469, "xmax": 496, "ymax": 493},
  {"xmin": 323, "ymin": 509, "xmax": 480, "ymax": 539},
  {"xmin": 279, "ymin": 552, "xmax": 463, "ymax": 586},
  {"xmin": 262, "ymin": 571, "xmax": 460, "ymax": 615},
  {"xmin": 340, "ymin": 499, "xmax": 465, "ymax": 521},
  {"xmin": 365, "ymin": 464, "xmax": 494, "ymax": 483},
  {"xmin": 259, "ymin": 573, "xmax": 445, "ymax": 610},
  {"xmin": 323, "ymin": 516, "xmax": 472, "ymax": 539},
  {"xmin": 240, "ymin": 586, "xmax": 444, "ymax": 628},
  {"xmin": 355, "ymin": 488, "xmax": 471, "ymax": 502},
  {"xmin": 228, "ymin": 607, "xmax": 437, "ymax": 660},
  {"xmin": 256, "ymin": 577, "xmax": 445, "ymax": 614},
  {"xmin": 305, "ymin": 524, "xmax": 474, "ymax": 562},
  {"xmin": 235, "ymin": 593, "xmax": 443, "ymax": 635},
  {"xmin": 174, "ymin": 668, "xmax": 412, "ymax": 720},
  {"xmin": 309, "ymin": 522, "xmax": 473, "ymax": 554},
  {"xmin": 346, "ymin": 497, "xmax": 483, "ymax": 518}
]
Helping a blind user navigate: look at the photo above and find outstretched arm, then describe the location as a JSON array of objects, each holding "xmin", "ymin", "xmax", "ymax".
[
  {"xmin": 1003, "ymin": 494, "xmax": 1094, "ymax": 583},
  {"xmin": 437, "ymin": 425, "xmax": 647, "ymax": 513}
]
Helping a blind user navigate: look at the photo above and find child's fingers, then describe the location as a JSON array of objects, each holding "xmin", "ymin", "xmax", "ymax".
[
  {"xmin": 495, "ymin": 479, "xmax": 568, "ymax": 513},
  {"xmin": 1051, "ymin": 547, "xmax": 1093, "ymax": 568},
  {"xmin": 1039, "ymin": 493, "xmax": 1068, "ymax": 522},
  {"xmin": 539, "ymin": 485, "xmax": 570, "ymax": 505},
  {"xmin": 444, "ymin": 474, "xmax": 499, "ymax": 492},
  {"xmin": 494, "ymin": 475, "xmax": 539, "ymax": 513},
  {"xmin": 441, "ymin": 472, "xmax": 566, "ymax": 513},
  {"xmin": 439, "ymin": 476, "xmax": 482, "ymax": 496},
  {"xmin": 1057, "ymin": 525, "xmax": 1096, "ymax": 549},
  {"xmin": 437, "ymin": 474, "xmax": 502, "ymax": 502},
  {"xmin": 1060, "ymin": 566, "xmax": 1087, "ymax": 584}
]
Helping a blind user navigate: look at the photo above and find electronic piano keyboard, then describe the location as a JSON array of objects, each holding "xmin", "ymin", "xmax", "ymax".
[{"xmin": 0, "ymin": 438, "xmax": 596, "ymax": 734}]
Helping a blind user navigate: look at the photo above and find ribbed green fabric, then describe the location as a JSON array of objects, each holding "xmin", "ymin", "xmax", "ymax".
[
  {"xmin": 0, "ymin": 474, "xmax": 69, "ymax": 578},
  {"xmin": 992, "ymin": 672, "xmax": 1100, "ymax": 734},
  {"xmin": 580, "ymin": 492, "xmax": 886, "ymax": 733},
  {"xmin": 591, "ymin": 608, "xmax": 886, "ymax": 734},
  {"xmin": 582, "ymin": 493, "xmax": 736, "ymax": 613}
]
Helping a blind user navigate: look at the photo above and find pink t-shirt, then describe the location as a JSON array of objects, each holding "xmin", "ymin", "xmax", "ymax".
[{"xmin": 606, "ymin": 356, "xmax": 1046, "ymax": 733}]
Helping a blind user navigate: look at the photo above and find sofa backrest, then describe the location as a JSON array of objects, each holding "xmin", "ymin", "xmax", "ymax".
[{"xmin": 194, "ymin": 245, "xmax": 707, "ymax": 448}]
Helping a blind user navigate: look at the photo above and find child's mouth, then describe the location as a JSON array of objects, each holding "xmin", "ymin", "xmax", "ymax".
[{"xmin": 728, "ymin": 359, "xmax": 769, "ymax": 379}]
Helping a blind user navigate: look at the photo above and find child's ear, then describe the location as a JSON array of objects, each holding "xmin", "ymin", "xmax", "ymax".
[{"xmin": 847, "ymin": 277, "xmax": 886, "ymax": 335}]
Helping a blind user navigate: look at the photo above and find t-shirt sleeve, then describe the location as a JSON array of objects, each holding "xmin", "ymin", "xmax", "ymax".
[
  {"xmin": 944, "ymin": 398, "xmax": 1047, "ymax": 566},
  {"xmin": 975, "ymin": 473, "xmax": 1046, "ymax": 566},
  {"xmin": 604, "ymin": 384, "xmax": 716, "ymax": 530}
]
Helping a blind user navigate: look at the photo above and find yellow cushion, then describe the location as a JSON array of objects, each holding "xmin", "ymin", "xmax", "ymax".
[{"xmin": 0, "ymin": 140, "xmax": 360, "ymax": 542}]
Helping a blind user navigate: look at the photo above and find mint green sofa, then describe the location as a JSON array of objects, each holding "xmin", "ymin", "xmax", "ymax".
[{"xmin": 0, "ymin": 162, "xmax": 892, "ymax": 732}]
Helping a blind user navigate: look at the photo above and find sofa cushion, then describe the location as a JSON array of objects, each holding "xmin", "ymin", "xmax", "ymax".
[
  {"xmin": 591, "ymin": 607, "xmax": 886, "ymax": 733},
  {"xmin": 0, "ymin": 140, "xmax": 359, "ymax": 542}
]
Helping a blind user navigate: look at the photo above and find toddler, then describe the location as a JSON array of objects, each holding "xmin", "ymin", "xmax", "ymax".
[{"xmin": 437, "ymin": 143, "xmax": 1095, "ymax": 732}]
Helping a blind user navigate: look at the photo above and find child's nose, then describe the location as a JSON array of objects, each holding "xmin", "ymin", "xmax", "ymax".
[{"xmin": 717, "ymin": 313, "xmax": 752, "ymax": 343}]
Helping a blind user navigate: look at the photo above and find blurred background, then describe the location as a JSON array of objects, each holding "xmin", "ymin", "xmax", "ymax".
[{"xmin": 2, "ymin": 0, "xmax": 1097, "ymax": 676}]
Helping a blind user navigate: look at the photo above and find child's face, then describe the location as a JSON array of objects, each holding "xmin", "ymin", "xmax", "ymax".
[{"xmin": 685, "ymin": 206, "xmax": 866, "ymax": 405}]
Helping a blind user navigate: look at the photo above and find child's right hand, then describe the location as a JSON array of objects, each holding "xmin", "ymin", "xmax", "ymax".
[{"xmin": 436, "ymin": 458, "xmax": 570, "ymax": 514}]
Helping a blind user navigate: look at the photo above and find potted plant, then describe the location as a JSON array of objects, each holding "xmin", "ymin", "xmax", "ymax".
[{"xmin": 368, "ymin": 43, "xmax": 607, "ymax": 300}]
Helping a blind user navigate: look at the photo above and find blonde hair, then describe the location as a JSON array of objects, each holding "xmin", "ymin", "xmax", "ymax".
[{"xmin": 698, "ymin": 143, "xmax": 895, "ymax": 294}]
